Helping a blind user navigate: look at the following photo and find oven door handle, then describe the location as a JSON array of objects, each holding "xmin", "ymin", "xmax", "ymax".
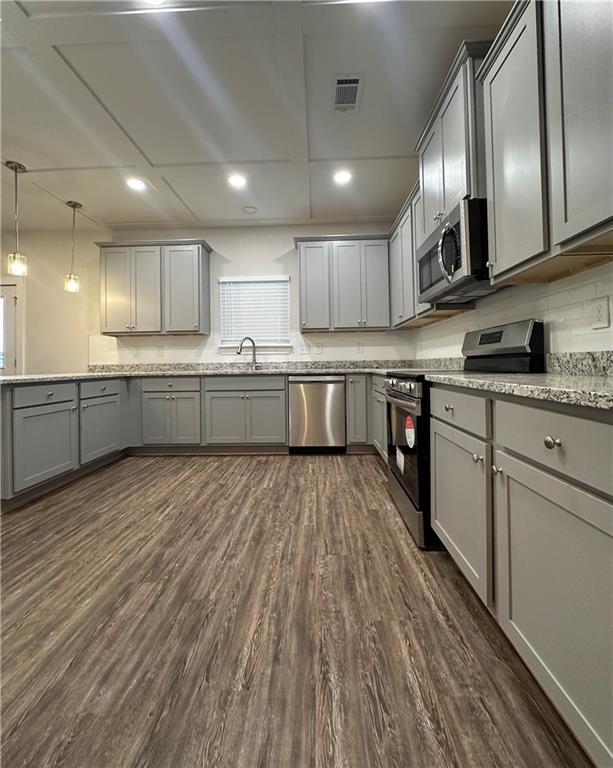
[{"xmin": 385, "ymin": 393, "xmax": 422, "ymax": 416}]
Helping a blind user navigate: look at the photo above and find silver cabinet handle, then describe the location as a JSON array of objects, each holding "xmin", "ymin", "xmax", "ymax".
[
  {"xmin": 444, "ymin": 403, "xmax": 454, "ymax": 412},
  {"xmin": 432, "ymin": 214, "xmax": 438, "ymax": 222},
  {"xmin": 171, "ymin": 396, "xmax": 176, "ymax": 400},
  {"xmin": 101, "ymin": 385, "xmax": 106, "ymax": 391},
  {"xmin": 193, "ymin": 323, "xmax": 198, "ymax": 329},
  {"xmin": 544, "ymin": 435, "xmax": 562, "ymax": 449},
  {"xmin": 245, "ymin": 394, "xmax": 250, "ymax": 399},
  {"xmin": 166, "ymin": 395, "xmax": 170, "ymax": 400},
  {"xmin": 47, "ymin": 391, "xmax": 54, "ymax": 397},
  {"xmin": 472, "ymin": 454, "xmax": 483, "ymax": 463},
  {"xmin": 302, "ymin": 320, "xmax": 306, "ymax": 326},
  {"xmin": 168, "ymin": 383, "xmax": 173, "ymax": 387},
  {"xmin": 492, "ymin": 465, "xmax": 504, "ymax": 476},
  {"xmin": 71, "ymin": 405, "xmax": 77, "ymax": 411},
  {"xmin": 82, "ymin": 403, "xmax": 88, "ymax": 409},
  {"xmin": 125, "ymin": 325, "xmax": 131, "ymax": 329}
]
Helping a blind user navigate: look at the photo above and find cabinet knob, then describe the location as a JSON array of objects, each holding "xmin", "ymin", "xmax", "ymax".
[
  {"xmin": 168, "ymin": 383, "xmax": 173, "ymax": 387},
  {"xmin": 125, "ymin": 325, "xmax": 131, "ymax": 329},
  {"xmin": 492, "ymin": 465, "xmax": 504, "ymax": 476},
  {"xmin": 171, "ymin": 396, "xmax": 176, "ymax": 400},
  {"xmin": 166, "ymin": 395, "xmax": 170, "ymax": 400},
  {"xmin": 472, "ymin": 454, "xmax": 483, "ymax": 463},
  {"xmin": 101, "ymin": 385, "xmax": 106, "ymax": 391},
  {"xmin": 71, "ymin": 405, "xmax": 77, "ymax": 412},
  {"xmin": 543, "ymin": 435, "xmax": 562, "ymax": 450},
  {"xmin": 193, "ymin": 323, "xmax": 198, "ymax": 329},
  {"xmin": 245, "ymin": 395, "xmax": 249, "ymax": 400},
  {"xmin": 47, "ymin": 391, "xmax": 54, "ymax": 397},
  {"xmin": 444, "ymin": 403, "xmax": 454, "ymax": 412},
  {"xmin": 82, "ymin": 404, "xmax": 88, "ymax": 409}
]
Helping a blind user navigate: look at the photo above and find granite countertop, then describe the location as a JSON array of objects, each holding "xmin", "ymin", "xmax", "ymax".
[{"xmin": 425, "ymin": 372, "xmax": 613, "ymax": 411}]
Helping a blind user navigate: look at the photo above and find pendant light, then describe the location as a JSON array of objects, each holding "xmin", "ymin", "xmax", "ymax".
[
  {"xmin": 5, "ymin": 161, "xmax": 28, "ymax": 277},
  {"xmin": 64, "ymin": 200, "xmax": 82, "ymax": 293}
]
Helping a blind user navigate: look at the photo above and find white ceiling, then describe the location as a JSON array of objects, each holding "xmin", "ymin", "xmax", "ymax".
[{"xmin": 1, "ymin": 0, "xmax": 510, "ymax": 232}]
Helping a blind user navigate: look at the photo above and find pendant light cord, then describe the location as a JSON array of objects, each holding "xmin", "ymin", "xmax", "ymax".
[
  {"xmin": 14, "ymin": 166, "xmax": 19, "ymax": 254},
  {"xmin": 70, "ymin": 205, "xmax": 76, "ymax": 274}
]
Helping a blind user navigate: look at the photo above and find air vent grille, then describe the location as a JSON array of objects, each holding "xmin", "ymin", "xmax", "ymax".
[{"xmin": 334, "ymin": 76, "xmax": 362, "ymax": 111}]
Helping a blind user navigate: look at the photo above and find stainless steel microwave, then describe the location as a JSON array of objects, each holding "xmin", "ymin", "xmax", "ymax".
[{"xmin": 416, "ymin": 199, "xmax": 498, "ymax": 305}]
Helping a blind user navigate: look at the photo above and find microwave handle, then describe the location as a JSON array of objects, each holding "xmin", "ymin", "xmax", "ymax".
[{"xmin": 438, "ymin": 223, "xmax": 454, "ymax": 283}]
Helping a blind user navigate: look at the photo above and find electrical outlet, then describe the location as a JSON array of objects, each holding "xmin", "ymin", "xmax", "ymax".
[{"xmin": 591, "ymin": 297, "xmax": 610, "ymax": 330}]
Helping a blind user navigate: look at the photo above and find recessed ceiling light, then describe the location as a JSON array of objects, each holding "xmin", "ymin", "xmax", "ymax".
[
  {"xmin": 228, "ymin": 173, "xmax": 247, "ymax": 190},
  {"xmin": 126, "ymin": 177, "xmax": 146, "ymax": 191},
  {"xmin": 242, "ymin": 205, "xmax": 258, "ymax": 214},
  {"xmin": 334, "ymin": 169, "xmax": 352, "ymax": 186}
]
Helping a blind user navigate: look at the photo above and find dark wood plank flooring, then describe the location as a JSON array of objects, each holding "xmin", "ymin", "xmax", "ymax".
[{"xmin": 1, "ymin": 455, "xmax": 592, "ymax": 768}]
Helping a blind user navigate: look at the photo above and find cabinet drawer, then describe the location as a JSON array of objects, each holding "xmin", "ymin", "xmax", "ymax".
[
  {"xmin": 204, "ymin": 376, "xmax": 286, "ymax": 392},
  {"xmin": 495, "ymin": 400, "xmax": 613, "ymax": 496},
  {"xmin": 13, "ymin": 382, "xmax": 77, "ymax": 409},
  {"xmin": 80, "ymin": 379, "xmax": 121, "ymax": 399},
  {"xmin": 431, "ymin": 387, "xmax": 491, "ymax": 438},
  {"xmin": 141, "ymin": 377, "xmax": 200, "ymax": 392}
]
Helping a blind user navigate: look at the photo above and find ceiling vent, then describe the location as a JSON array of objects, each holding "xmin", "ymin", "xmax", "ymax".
[{"xmin": 334, "ymin": 75, "xmax": 362, "ymax": 111}]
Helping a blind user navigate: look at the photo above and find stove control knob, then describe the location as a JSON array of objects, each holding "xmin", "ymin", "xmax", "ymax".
[{"xmin": 385, "ymin": 378, "xmax": 397, "ymax": 388}]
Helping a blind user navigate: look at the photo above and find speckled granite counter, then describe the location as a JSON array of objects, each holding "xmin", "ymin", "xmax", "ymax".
[{"xmin": 426, "ymin": 372, "xmax": 613, "ymax": 411}]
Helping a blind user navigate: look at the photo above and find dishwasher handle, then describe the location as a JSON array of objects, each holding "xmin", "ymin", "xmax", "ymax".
[{"xmin": 288, "ymin": 375, "xmax": 346, "ymax": 383}]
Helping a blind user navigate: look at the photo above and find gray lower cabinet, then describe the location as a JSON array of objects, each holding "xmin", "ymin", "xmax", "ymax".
[
  {"xmin": 371, "ymin": 389, "xmax": 387, "ymax": 460},
  {"xmin": 480, "ymin": 1, "xmax": 548, "ymax": 278},
  {"xmin": 544, "ymin": 0, "xmax": 613, "ymax": 244},
  {"xmin": 205, "ymin": 391, "xmax": 245, "ymax": 444},
  {"xmin": 13, "ymin": 400, "xmax": 79, "ymax": 492},
  {"xmin": 80, "ymin": 395, "xmax": 121, "ymax": 464},
  {"xmin": 142, "ymin": 391, "xmax": 201, "ymax": 444},
  {"xmin": 245, "ymin": 391, "xmax": 287, "ymax": 444},
  {"xmin": 205, "ymin": 390, "xmax": 287, "ymax": 445},
  {"xmin": 494, "ymin": 450, "xmax": 613, "ymax": 768},
  {"xmin": 430, "ymin": 418, "xmax": 492, "ymax": 604},
  {"xmin": 346, "ymin": 375, "xmax": 368, "ymax": 444}
]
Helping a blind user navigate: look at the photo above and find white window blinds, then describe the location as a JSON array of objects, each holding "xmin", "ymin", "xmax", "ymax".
[{"xmin": 219, "ymin": 276, "xmax": 290, "ymax": 345}]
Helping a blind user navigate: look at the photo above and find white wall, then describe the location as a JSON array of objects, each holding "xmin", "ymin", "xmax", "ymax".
[
  {"xmin": 2, "ymin": 227, "xmax": 111, "ymax": 373},
  {"xmin": 412, "ymin": 261, "xmax": 613, "ymax": 359},
  {"xmin": 89, "ymin": 223, "xmax": 418, "ymax": 367}
]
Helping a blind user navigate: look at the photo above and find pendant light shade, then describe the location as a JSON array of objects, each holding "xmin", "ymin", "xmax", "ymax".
[
  {"xmin": 6, "ymin": 161, "xmax": 28, "ymax": 277},
  {"xmin": 64, "ymin": 201, "xmax": 82, "ymax": 293}
]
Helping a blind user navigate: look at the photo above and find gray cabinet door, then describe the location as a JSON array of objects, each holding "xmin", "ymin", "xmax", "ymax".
[
  {"xmin": 80, "ymin": 395, "xmax": 121, "ymax": 464},
  {"xmin": 483, "ymin": 1, "xmax": 548, "ymax": 277},
  {"xmin": 299, "ymin": 242, "xmax": 330, "ymax": 330},
  {"xmin": 332, "ymin": 241, "xmax": 362, "ymax": 329},
  {"xmin": 360, "ymin": 240, "xmax": 389, "ymax": 328},
  {"xmin": 13, "ymin": 401, "xmax": 79, "ymax": 492},
  {"xmin": 420, "ymin": 123, "xmax": 443, "ymax": 239},
  {"xmin": 389, "ymin": 228, "xmax": 404, "ymax": 326},
  {"xmin": 399, "ymin": 210, "xmax": 415, "ymax": 322},
  {"xmin": 245, "ymin": 391, "xmax": 287, "ymax": 444},
  {"xmin": 440, "ymin": 67, "xmax": 468, "ymax": 212},
  {"xmin": 142, "ymin": 393, "xmax": 172, "ymax": 444},
  {"xmin": 171, "ymin": 392, "xmax": 201, "ymax": 444},
  {"xmin": 204, "ymin": 391, "xmax": 245, "ymax": 444},
  {"xmin": 430, "ymin": 418, "xmax": 491, "ymax": 604},
  {"xmin": 371, "ymin": 390, "xmax": 387, "ymax": 460},
  {"xmin": 100, "ymin": 247, "xmax": 132, "ymax": 333},
  {"xmin": 412, "ymin": 191, "xmax": 431, "ymax": 315},
  {"xmin": 132, "ymin": 246, "xmax": 161, "ymax": 333},
  {"xmin": 494, "ymin": 450, "xmax": 613, "ymax": 768},
  {"xmin": 545, "ymin": 0, "xmax": 613, "ymax": 244},
  {"xmin": 346, "ymin": 375, "xmax": 368, "ymax": 444},
  {"xmin": 163, "ymin": 245, "xmax": 200, "ymax": 332}
]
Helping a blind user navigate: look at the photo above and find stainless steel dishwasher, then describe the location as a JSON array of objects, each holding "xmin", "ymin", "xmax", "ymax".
[{"xmin": 288, "ymin": 376, "xmax": 346, "ymax": 448}]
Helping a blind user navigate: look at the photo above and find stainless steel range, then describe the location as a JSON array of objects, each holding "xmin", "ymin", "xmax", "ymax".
[{"xmin": 385, "ymin": 318, "xmax": 545, "ymax": 550}]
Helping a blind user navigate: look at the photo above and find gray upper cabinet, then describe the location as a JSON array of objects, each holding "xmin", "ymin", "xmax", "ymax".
[
  {"xmin": 13, "ymin": 399, "xmax": 79, "ymax": 492},
  {"xmin": 298, "ymin": 238, "xmax": 389, "ymax": 331},
  {"xmin": 399, "ymin": 210, "xmax": 415, "ymax": 322},
  {"xmin": 163, "ymin": 245, "xmax": 201, "ymax": 332},
  {"xmin": 412, "ymin": 190, "xmax": 431, "ymax": 316},
  {"xmin": 360, "ymin": 241, "xmax": 389, "ymax": 328},
  {"xmin": 417, "ymin": 42, "xmax": 489, "ymax": 242},
  {"xmin": 389, "ymin": 229, "xmax": 404, "ymax": 326},
  {"xmin": 494, "ymin": 450, "xmax": 613, "ymax": 768},
  {"xmin": 80, "ymin": 395, "xmax": 121, "ymax": 464},
  {"xmin": 100, "ymin": 247, "xmax": 132, "ymax": 334},
  {"xmin": 431, "ymin": 418, "xmax": 492, "ymax": 605},
  {"xmin": 544, "ymin": 0, "xmax": 613, "ymax": 245},
  {"xmin": 480, "ymin": 1, "xmax": 548, "ymax": 279},
  {"xmin": 332, "ymin": 242, "xmax": 362, "ymax": 329},
  {"xmin": 132, "ymin": 246, "xmax": 162, "ymax": 333},
  {"xmin": 346, "ymin": 375, "xmax": 368, "ymax": 444},
  {"xmin": 299, "ymin": 242, "xmax": 330, "ymax": 330},
  {"xmin": 100, "ymin": 240, "xmax": 210, "ymax": 336}
]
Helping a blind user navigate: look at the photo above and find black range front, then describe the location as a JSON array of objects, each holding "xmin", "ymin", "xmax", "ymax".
[{"xmin": 384, "ymin": 375, "xmax": 441, "ymax": 550}]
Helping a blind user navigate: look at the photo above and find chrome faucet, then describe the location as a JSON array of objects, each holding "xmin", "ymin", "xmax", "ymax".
[{"xmin": 237, "ymin": 336, "xmax": 260, "ymax": 369}]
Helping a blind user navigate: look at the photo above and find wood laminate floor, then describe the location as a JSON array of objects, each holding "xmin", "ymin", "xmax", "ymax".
[{"xmin": 1, "ymin": 455, "xmax": 592, "ymax": 768}]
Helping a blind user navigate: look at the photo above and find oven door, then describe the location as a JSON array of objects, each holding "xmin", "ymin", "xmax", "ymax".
[{"xmin": 386, "ymin": 392, "xmax": 424, "ymax": 510}]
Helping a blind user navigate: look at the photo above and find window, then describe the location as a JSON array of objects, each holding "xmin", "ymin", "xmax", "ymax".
[{"xmin": 219, "ymin": 276, "xmax": 290, "ymax": 346}]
